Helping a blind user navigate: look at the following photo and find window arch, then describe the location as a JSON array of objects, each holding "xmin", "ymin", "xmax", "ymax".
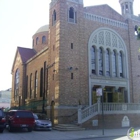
[
  {"xmin": 112, "ymin": 50, "xmax": 117, "ymax": 77},
  {"xmin": 36, "ymin": 37, "xmax": 39, "ymax": 45},
  {"xmin": 89, "ymin": 28, "xmax": 127, "ymax": 79},
  {"xmin": 68, "ymin": 7, "xmax": 77, "ymax": 23},
  {"xmin": 106, "ymin": 49, "xmax": 110, "ymax": 76},
  {"xmin": 52, "ymin": 10, "xmax": 56, "ymax": 26},
  {"xmin": 91, "ymin": 45, "xmax": 96, "ymax": 74},
  {"xmin": 119, "ymin": 51, "xmax": 123, "ymax": 77},
  {"xmin": 14, "ymin": 69, "xmax": 20, "ymax": 101},
  {"xmin": 99, "ymin": 47, "xmax": 103, "ymax": 75},
  {"xmin": 42, "ymin": 36, "xmax": 46, "ymax": 44}
]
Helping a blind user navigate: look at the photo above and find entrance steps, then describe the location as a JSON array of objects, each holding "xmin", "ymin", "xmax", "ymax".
[{"xmin": 53, "ymin": 124, "xmax": 85, "ymax": 131}]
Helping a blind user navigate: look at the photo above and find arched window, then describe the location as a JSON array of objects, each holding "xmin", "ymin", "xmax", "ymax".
[
  {"xmin": 69, "ymin": 7, "xmax": 74, "ymax": 19},
  {"xmin": 91, "ymin": 45, "xmax": 96, "ymax": 74},
  {"xmin": 119, "ymin": 51, "xmax": 123, "ymax": 77},
  {"xmin": 68, "ymin": 7, "xmax": 77, "ymax": 23},
  {"xmin": 30, "ymin": 73, "xmax": 33, "ymax": 98},
  {"xmin": 106, "ymin": 49, "xmax": 110, "ymax": 76},
  {"xmin": 36, "ymin": 37, "xmax": 39, "ymax": 45},
  {"xmin": 99, "ymin": 48, "xmax": 103, "ymax": 75},
  {"xmin": 42, "ymin": 36, "xmax": 46, "ymax": 44},
  {"xmin": 52, "ymin": 10, "xmax": 56, "ymax": 26},
  {"xmin": 40, "ymin": 68, "xmax": 43, "ymax": 97},
  {"xmin": 34, "ymin": 71, "xmax": 38, "ymax": 98},
  {"xmin": 14, "ymin": 69, "xmax": 20, "ymax": 101},
  {"xmin": 25, "ymin": 75, "xmax": 28, "ymax": 99},
  {"xmin": 112, "ymin": 50, "xmax": 117, "ymax": 77}
]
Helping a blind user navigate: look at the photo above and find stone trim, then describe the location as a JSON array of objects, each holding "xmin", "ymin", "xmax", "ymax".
[{"xmin": 84, "ymin": 12, "xmax": 128, "ymax": 30}]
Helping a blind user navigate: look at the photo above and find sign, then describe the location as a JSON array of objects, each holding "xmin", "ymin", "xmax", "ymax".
[
  {"xmin": 122, "ymin": 116, "xmax": 130, "ymax": 127},
  {"xmin": 96, "ymin": 88, "xmax": 102, "ymax": 96}
]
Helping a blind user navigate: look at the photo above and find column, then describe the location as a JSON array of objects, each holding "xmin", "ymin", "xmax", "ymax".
[
  {"xmin": 114, "ymin": 86, "xmax": 119, "ymax": 102},
  {"xmin": 122, "ymin": 54, "xmax": 126, "ymax": 78}
]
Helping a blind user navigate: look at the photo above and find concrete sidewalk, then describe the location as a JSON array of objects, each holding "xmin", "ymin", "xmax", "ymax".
[{"xmin": 53, "ymin": 127, "xmax": 140, "ymax": 139}]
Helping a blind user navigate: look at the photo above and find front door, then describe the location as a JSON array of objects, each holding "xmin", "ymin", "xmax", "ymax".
[{"xmin": 107, "ymin": 93, "xmax": 113, "ymax": 102}]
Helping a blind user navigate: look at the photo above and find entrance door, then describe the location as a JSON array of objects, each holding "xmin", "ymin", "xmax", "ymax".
[{"xmin": 107, "ymin": 93, "xmax": 113, "ymax": 102}]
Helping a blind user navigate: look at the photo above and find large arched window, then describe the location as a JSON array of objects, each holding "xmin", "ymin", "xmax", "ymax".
[
  {"xmin": 119, "ymin": 51, "xmax": 123, "ymax": 77},
  {"xmin": 42, "ymin": 36, "xmax": 46, "ymax": 44},
  {"xmin": 106, "ymin": 49, "xmax": 110, "ymax": 76},
  {"xmin": 68, "ymin": 7, "xmax": 77, "ymax": 23},
  {"xmin": 52, "ymin": 10, "xmax": 56, "ymax": 26},
  {"xmin": 25, "ymin": 75, "xmax": 28, "ymax": 99},
  {"xmin": 14, "ymin": 69, "xmax": 20, "ymax": 101},
  {"xmin": 99, "ymin": 48, "xmax": 103, "ymax": 75},
  {"xmin": 89, "ymin": 28, "xmax": 127, "ymax": 79},
  {"xmin": 91, "ymin": 45, "xmax": 96, "ymax": 74},
  {"xmin": 40, "ymin": 68, "xmax": 43, "ymax": 97},
  {"xmin": 30, "ymin": 73, "xmax": 33, "ymax": 98},
  {"xmin": 35, "ymin": 71, "xmax": 38, "ymax": 98},
  {"xmin": 112, "ymin": 50, "xmax": 117, "ymax": 77}
]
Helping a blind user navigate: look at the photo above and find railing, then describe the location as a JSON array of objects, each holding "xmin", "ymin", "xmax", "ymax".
[
  {"xmin": 78, "ymin": 103, "xmax": 98, "ymax": 124},
  {"xmin": 78, "ymin": 103, "xmax": 140, "ymax": 124}
]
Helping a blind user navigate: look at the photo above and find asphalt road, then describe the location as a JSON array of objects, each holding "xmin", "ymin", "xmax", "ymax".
[{"xmin": 0, "ymin": 129, "xmax": 134, "ymax": 140}]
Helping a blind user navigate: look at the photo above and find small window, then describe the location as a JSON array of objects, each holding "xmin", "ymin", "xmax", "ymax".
[
  {"xmin": 71, "ymin": 73, "xmax": 73, "ymax": 79},
  {"xmin": 53, "ymin": 74, "xmax": 54, "ymax": 80},
  {"xmin": 52, "ymin": 10, "xmax": 56, "ymax": 26},
  {"xmin": 53, "ymin": 45, "xmax": 55, "ymax": 51},
  {"xmin": 126, "ymin": 4, "xmax": 128, "ymax": 10},
  {"xmin": 36, "ymin": 37, "xmax": 39, "ymax": 45},
  {"xmin": 42, "ymin": 36, "xmax": 46, "ymax": 44},
  {"xmin": 71, "ymin": 43, "xmax": 73, "ymax": 49},
  {"xmin": 69, "ymin": 7, "xmax": 74, "ymax": 19},
  {"xmin": 68, "ymin": 7, "xmax": 77, "ymax": 23}
]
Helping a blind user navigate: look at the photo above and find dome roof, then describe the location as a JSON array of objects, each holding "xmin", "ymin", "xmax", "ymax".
[{"xmin": 35, "ymin": 25, "xmax": 49, "ymax": 34}]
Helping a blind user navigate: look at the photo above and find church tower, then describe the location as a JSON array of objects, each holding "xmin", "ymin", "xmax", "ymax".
[
  {"xmin": 119, "ymin": 0, "xmax": 134, "ymax": 18},
  {"xmin": 48, "ymin": 0, "xmax": 86, "ymax": 108}
]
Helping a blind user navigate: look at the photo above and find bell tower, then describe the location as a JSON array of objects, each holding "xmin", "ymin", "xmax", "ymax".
[{"xmin": 119, "ymin": 0, "xmax": 134, "ymax": 18}]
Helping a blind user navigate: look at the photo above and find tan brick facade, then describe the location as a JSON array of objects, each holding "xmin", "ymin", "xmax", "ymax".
[{"xmin": 11, "ymin": 0, "xmax": 140, "ymax": 126}]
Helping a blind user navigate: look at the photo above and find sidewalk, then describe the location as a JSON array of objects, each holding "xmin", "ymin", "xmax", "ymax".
[{"xmin": 53, "ymin": 127, "xmax": 140, "ymax": 139}]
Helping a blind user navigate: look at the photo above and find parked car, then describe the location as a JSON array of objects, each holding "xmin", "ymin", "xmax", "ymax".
[
  {"xmin": 6, "ymin": 110, "xmax": 35, "ymax": 132},
  {"xmin": 0, "ymin": 108, "xmax": 6, "ymax": 133},
  {"xmin": 33, "ymin": 113, "xmax": 52, "ymax": 131}
]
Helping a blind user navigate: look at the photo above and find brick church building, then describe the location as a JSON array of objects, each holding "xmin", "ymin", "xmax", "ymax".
[{"xmin": 11, "ymin": 0, "xmax": 140, "ymax": 125}]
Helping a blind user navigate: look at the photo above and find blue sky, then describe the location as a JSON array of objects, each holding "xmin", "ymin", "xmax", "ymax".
[{"xmin": 0, "ymin": 0, "xmax": 139, "ymax": 90}]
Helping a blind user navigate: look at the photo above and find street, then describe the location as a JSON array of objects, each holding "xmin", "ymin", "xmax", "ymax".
[{"xmin": 0, "ymin": 129, "xmax": 135, "ymax": 140}]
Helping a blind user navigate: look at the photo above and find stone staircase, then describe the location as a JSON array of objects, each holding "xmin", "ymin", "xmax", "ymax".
[{"xmin": 53, "ymin": 124, "xmax": 85, "ymax": 131}]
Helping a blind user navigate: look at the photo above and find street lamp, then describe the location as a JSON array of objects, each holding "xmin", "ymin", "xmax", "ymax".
[{"xmin": 96, "ymin": 87, "xmax": 104, "ymax": 135}]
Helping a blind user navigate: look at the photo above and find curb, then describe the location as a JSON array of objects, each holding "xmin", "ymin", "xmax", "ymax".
[{"xmin": 77, "ymin": 134, "xmax": 126, "ymax": 139}]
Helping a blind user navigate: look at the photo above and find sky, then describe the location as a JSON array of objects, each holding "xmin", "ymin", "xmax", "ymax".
[{"xmin": 0, "ymin": 0, "xmax": 139, "ymax": 91}]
